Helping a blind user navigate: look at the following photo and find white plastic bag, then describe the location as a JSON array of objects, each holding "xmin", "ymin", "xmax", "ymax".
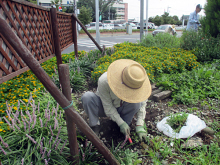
[{"xmin": 156, "ymin": 114, "xmax": 207, "ymax": 139}]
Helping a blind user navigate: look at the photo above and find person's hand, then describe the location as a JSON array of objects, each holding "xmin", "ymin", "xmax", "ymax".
[
  {"xmin": 136, "ymin": 126, "xmax": 148, "ymax": 142},
  {"xmin": 119, "ymin": 122, "xmax": 130, "ymax": 136}
]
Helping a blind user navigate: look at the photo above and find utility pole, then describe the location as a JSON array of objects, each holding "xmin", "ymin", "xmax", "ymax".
[
  {"xmin": 144, "ymin": 0, "xmax": 148, "ymax": 35},
  {"xmin": 74, "ymin": 0, "xmax": 78, "ymax": 36},
  {"xmin": 140, "ymin": 0, "xmax": 144, "ymax": 41},
  {"xmin": 182, "ymin": 15, "xmax": 184, "ymax": 27},
  {"xmin": 37, "ymin": 0, "xmax": 39, "ymax": 5},
  {"xmin": 95, "ymin": 0, "xmax": 100, "ymax": 45},
  {"xmin": 109, "ymin": 6, "xmax": 110, "ymax": 20}
]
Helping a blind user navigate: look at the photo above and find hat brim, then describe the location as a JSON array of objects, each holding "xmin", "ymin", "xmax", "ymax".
[{"xmin": 107, "ymin": 59, "xmax": 152, "ymax": 103}]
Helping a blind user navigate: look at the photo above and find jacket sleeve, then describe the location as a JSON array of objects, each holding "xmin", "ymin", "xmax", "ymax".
[
  {"xmin": 136, "ymin": 100, "xmax": 147, "ymax": 126},
  {"xmin": 188, "ymin": 12, "xmax": 197, "ymax": 23},
  {"xmin": 97, "ymin": 77, "xmax": 124, "ymax": 126}
]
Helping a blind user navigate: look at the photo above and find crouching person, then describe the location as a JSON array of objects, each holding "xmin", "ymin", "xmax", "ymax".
[{"xmin": 81, "ymin": 59, "xmax": 152, "ymax": 141}]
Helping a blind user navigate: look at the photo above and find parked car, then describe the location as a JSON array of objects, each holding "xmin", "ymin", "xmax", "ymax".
[
  {"xmin": 149, "ymin": 22, "xmax": 156, "ymax": 29},
  {"xmin": 114, "ymin": 24, "xmax": 125, "ymax": 30},
  {"xmin": 87, "ymin": 22, "xmax": 103, "ymax": 30},
  {"xmin": 152, "ymin": 24, "xmax": 176, "ymax": 36},
  {"xmin": 124, "ymin": 22, "xmax": 137, "ymax": 29},
  {"xmin": 103, "ymin": 23, "xmax": 114, "ymax": 30},
  {"xmin": 137, "ymin": 23, "xmax": 151, "ymax": 29}
]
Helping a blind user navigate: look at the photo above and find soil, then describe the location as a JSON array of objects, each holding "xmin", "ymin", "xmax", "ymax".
[{"xmin": 73, "ymin": 85, "xmax": 219, "ymax": 164}]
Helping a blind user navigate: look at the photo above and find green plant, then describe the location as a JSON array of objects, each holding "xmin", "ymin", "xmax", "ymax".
[
  {"xmin": 78, "ymin": 139, "xmax": 102, "ymax": 165},
  {"xmin": 156, "ymin": 59, "xmax": 220, "ymax": 105},
  {"xmin": 200, "ymin": 0, "xmax": 220, "ymax": 38},
  {"xmin": 110, "ymin": 140, "xmax": 142, "ymax": 165},
  {"xmin": 0, "ymin": 96, "xmax": 71, "ymax": 164},
  {"xmin": 139, "ymin": 32, "xmax": 180, "ymax": 49},
  {"xmin": 91, "ymin": 43, "xmax": 200, "ymax": 84},
  {"xmin": 180, "ymin": 30, "xmax": 220, "ymax": 62},
  {"xmin": 78, "ymin": 6, "xmax": 93, "ymax": 26},
  {"xmin": 166, "ymin": 112, "xmax": 189, "ymax": 133}
]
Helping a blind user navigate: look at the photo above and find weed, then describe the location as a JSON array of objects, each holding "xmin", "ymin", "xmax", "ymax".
[{"xmin": 166, "ymin": 112, "xmax": 189, "ymax": 133}]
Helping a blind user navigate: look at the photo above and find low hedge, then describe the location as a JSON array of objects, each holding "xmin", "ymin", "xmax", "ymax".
[{"xmin": 91, "ymin": 43, "xmax": 200, "ymax": 83}]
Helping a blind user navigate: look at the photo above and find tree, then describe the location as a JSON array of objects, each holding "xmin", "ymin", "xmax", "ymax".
[
  {"xmin": 161, "ymin": 12, "xmax": 172, "ymax": 24},
  {"xmin": 25, "ymin": 0, "xmax": 37, "ymax": 4},
  {"xmin": 153, "ymin": 15, "xmax": 163, "ymax": 26},
  {"xmin": 78, "ymin": 6, "xmax": 93, "ymax": 25},
  {"xmin": 201, "ymin": 0, "xmax": 220, "ymax": 37},
  {"xmin": 148, "ymin": 17, "xmax": 154, "ymax": 22},
  {"xmin": 77, "ymin": 0, "xmax": 117, "ymax": 21},
  {"xmin": 102, "ymin": 7, "xmax": 116, "ymax": 20}
]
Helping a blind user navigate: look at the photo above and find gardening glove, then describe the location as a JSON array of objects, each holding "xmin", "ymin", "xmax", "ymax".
[
  {"xmin": 136, "ymin": 126, "xmax": 148, "ymax": 142},
  {"xmin": 119, "ymin": 122, "xmax": 130, "ymax": 136}
]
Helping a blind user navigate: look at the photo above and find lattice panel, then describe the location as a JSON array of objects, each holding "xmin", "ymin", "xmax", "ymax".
[
  {"xmin": 0, "ymin": 34, "xmax": 25, "ymax": 77},
  {"xmin": 57, "ymin": 13, "xmax": 73, "ymax": 50},
  {"xmin": 0, "ymin": 0, "xmax": 54, "ymax": 78}
]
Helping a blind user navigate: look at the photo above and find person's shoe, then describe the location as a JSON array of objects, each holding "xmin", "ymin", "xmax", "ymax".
[{"xmin": 91, "ymin": 125, "xmax": 101, "ymax": 138}]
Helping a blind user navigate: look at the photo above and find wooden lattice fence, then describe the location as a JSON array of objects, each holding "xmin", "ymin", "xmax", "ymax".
[{"xmin": 0, "ymin": 0, "xmax": 77, "ymax": 84}]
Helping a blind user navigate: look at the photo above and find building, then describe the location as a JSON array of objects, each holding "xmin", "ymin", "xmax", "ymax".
[
  {"xmin": 39, "ymin": 0, "xmax": 75, "ymax": 8},
  {"xmin": 112, "ymin": 2, "xmax": 128, "ymax": 22},
  {"xmin": 39, "ymin": 0, "xmax": 128, "ymax": 22}
]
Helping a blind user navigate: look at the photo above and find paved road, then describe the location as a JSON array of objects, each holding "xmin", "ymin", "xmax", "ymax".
[{"xmin": 61, "ymin": 31, "xmax": 182, "ymax": 54}]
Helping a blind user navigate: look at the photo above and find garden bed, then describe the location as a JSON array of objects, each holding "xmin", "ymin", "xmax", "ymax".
[{"xmin": 74, "ymin": 87, "xmax": 219, "ymax": 164}]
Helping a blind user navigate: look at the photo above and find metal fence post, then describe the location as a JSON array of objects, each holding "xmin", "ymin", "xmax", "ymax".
[{"xmin": 72, "ymin": 16, "xmax": 78, "ymax": 59}]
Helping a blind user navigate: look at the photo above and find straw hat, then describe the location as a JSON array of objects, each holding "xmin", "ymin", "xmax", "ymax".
[{"xmin": 107, "ymin": 59, "xmax": 152, "ymax": 103}]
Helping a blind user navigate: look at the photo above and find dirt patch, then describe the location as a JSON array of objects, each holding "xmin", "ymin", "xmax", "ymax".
[{"xmin": 74, "ymin": 89, "xmax": 219, "ymax": 164}]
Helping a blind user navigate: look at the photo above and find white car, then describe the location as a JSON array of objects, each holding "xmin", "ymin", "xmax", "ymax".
[
  {"xmin": 103, "ymin": 23, "xmax": 114, "ymax": 30},
  {"xmin": 123, "ymin": 23, "xmax": 137, "ymax": 29},
  {"xmin": 87, "ymin": 22, "xmax": 103, "ymax": 30}
]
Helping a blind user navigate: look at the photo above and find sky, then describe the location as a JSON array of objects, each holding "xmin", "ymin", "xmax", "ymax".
[{"xmin": 123, "ymin": 0, "xmax": 207, "ymax": 21}]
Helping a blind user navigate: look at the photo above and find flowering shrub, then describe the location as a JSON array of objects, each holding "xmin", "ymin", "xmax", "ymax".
[
  {"xmin": 0, "ymin": 51, "xmax": 86, "ymax": 131},
  {"xmin": 91, "ymin": 43, "xmax": 200, "ymax": 83},
  {"xmin": 0, "ymin": 95, "xmax": 71, "ymax": 164},
  {"xmin": 180, "ymin": 30, "xmax": 220, "ymax": 62}
]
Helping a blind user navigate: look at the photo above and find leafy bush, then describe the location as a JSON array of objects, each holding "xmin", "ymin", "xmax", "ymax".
[
  {"xmin": 200, "ymin": 0, "xmax": 220, "ymax": 38},
  {"xmin": 79, "ymin": 29, "xmax": 154, "ymax": 34},
  {"xmin": 156, "ymin": 59, "xmax": 220, "ymax": 105},
  {"xmin": 180, "ymin": 30, "xmax": 220, "ymax": 62},
  {"xmin": 91, "ymin": 43, "xmax": 200, "ymax": 83},
  {"xmin": 139, "ymin": 33, "xmax": 180, "ymax": 49}
]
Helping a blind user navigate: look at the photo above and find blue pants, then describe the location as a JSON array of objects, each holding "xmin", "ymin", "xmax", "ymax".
[{"xmin": 81, "ymin": 91, "xmax": 141, "ymax": 127}]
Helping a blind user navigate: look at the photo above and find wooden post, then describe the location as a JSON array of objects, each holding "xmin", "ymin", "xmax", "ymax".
[
  {"xmin": 50, "ymin": 8, "xmax": 62, "ymax": 67},
  {"xmin": 72, "ymin": 16, "xmax": 78, "ymax": 59},
  {"xmin": 72, "ymin": 13, "xmax": 103, "ymax": 52},
  {"xmin": 0, "ymin": 14, "xmax": 120, "ymax": 165},
  {"xmin": 59, "ymin": 64, "xmax": 79, "ymax": 164}
]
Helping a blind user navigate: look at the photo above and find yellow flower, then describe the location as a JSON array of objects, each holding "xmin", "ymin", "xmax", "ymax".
[
  {"xmin": 0, "ymin": 129, "xmax": 2, "ymax": 132},
  {"xmin": 0, "ymin": 121, "xmax": 3, "ymax": 124}
]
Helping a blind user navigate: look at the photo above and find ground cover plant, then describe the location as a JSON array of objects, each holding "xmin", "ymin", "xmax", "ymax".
[
  {"xmin": 91, "ymin": 42, "xmax": 200, "ymax": 83},
  {"xmin": 156, "ymin": 59, "xmax": 220, "ymax": 105}
]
